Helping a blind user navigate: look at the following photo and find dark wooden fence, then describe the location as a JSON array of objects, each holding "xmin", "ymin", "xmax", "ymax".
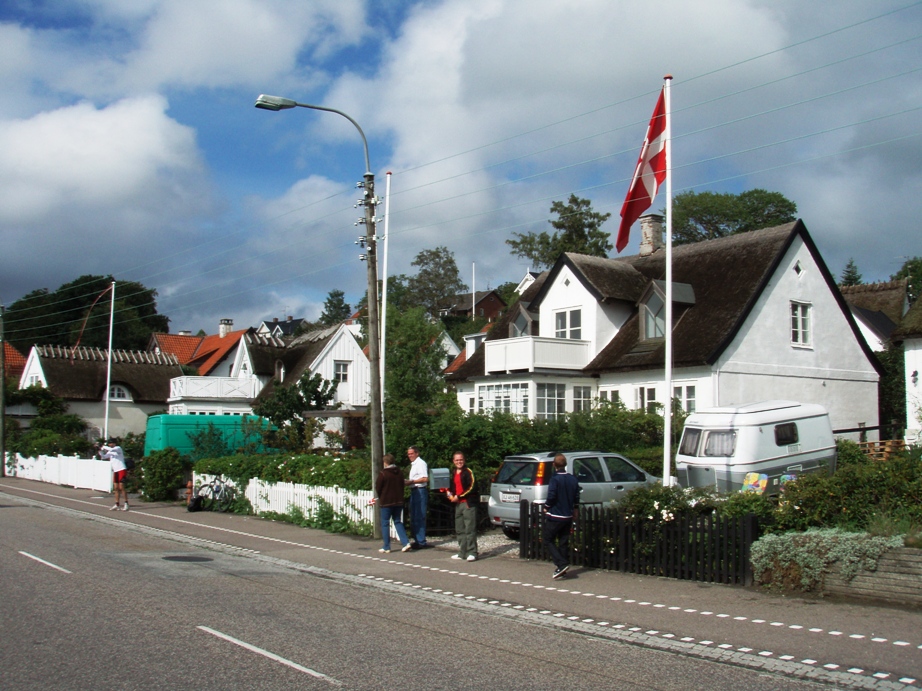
[{"xmin": 519, "ymin": 501, "xmax": 760, "ymax": 586}]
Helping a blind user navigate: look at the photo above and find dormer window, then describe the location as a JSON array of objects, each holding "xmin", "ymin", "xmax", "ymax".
[
  {"xmin": 555, "ymin": 309, "xmax": 581, "ymax": 339},
  {"xmin": 643, "ymin": 291, "xmax": 665, "ymax": 340},
  {"xmin": 108, "ymin": 384, "xmax": 131, "ymax": 401},
  {"xmin": 509, "ymin": 304, "xmax": 536, "ymax": 338}
]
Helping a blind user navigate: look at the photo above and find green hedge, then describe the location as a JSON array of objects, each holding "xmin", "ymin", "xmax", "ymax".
[{"xmin": 193, "ymin": 450, "xmax": 371, "ymax": 492}]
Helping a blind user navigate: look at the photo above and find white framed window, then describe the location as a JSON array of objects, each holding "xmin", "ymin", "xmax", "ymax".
[
  {"xmin": 635, "ymin": 386, "xmax": 657, "ymax": 413},
  {"xmin": 108, "ymin": 384, "xmax": 131, "ymax": 401},
  {"xmin": 673, "ymin": 385, "xmax": 696, "ymax": 413},
  {"xmin": 334, "ymin": 361, "xmax": 349, "ymax": 383},
  {"xmin": 477, "ymin": 383, "xmax": 529, "ymax": 415},
  {"xmin": 573, "ymin": 385, "xmax": 592, "ymax": 412},
  {"xmin": 554, "ymin": 309, "xmax": 582, "ymax": 339},
  {"xmin": 28, "ymin": 374, "xmax": 42, "ymax": 387},
  {"xmin": 643, "ymin": 291, "xmax": 665, "ymax": 339},
  {"xmin": 536, "ymin": 383, "xmax": 566, "ymax": 420},
  {"xmin": 791, "ymin": 301, "xmax": 812, "ymax": 347}
]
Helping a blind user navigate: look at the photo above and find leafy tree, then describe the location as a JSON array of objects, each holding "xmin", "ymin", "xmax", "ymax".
[
  {"xmin": 6, "ymin": 385, "xmax": 92, "ymax": 456},
  {"xmin": 494, "ymin": 280, "xmax": 521, "ymax": 308},
  {"xmin": 319, "ymin": 289, "xmax": 351, "ymax": 325},
  {"xmin": 891, "ymin": 256, "xmax": 922, "ymax": 304},
  {"xmin": 506, "ymin": 194, "xmax": 612, "ymax": 269},
  {"xmin": 407, "ymin": 246, "xmax": 467, "ymax": 317},
  {"xmin": 839, "ymin": 258, "xmax": 863, "ymax": 286},
  {"xmin": 671, "ymin": 189, "xmax": 797, "ymax": 245},
  {"xmin": 252, "ymin": 373, "xmax": 339, "ymax": 453},
  {"xmin": 4, "ymin": 274, "xmax": 170, "ymax": 352},
  {"xmin": 384, "ymin": 306, "xmax": 454, "ymax": 455}
]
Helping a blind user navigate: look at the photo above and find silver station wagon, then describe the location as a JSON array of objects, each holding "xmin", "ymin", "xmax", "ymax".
[{"xmin": 487, "ymin": 450, "xmax": 659, "ymax": 539}]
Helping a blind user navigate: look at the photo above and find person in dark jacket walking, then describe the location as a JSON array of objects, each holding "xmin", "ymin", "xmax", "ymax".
[
  {"xmin": 374, "ymin": 453, "xmax": 412, "ymax": 553},
  {"xmin": 447, "ymin": 451, "xmax": 478, "ymax": 561},
  {"xmin": 543, "ymin": 454, "xmax": 580, "ymax": 579}
]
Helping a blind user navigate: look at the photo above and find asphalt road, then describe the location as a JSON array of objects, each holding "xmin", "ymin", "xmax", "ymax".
[{"xmin": 2, "ymin": 479, "xmax": 920, "ymax": 690}]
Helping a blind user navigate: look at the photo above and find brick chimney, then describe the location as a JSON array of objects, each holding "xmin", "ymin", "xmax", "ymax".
[
  {"xmin": 219, "ymin": 318, "xmax": 233, "ymax": 338},
  {"xmin": 638, "ymin": 214, "xmax": 665, "ymax": 256}
]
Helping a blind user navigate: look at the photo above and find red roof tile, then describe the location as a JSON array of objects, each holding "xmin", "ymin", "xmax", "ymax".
[
  {"xmin": 152, "ymin": 333, "xmax": 203, "ymax": 364},
  {"xmin": 3, "ymin": 341, "xmax": 26, "ymax": 381},
  {"xmin": 188, "ymin": 329, "xmax": 248, "ymax": 375}
]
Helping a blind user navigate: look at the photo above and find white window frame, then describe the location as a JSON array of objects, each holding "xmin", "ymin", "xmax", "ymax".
[
  {"xmin": 642, "ymin": 291, "xmax": 665, "ymax": 340},
  {"xmin": 554, "ymin": 309, "xmax": 582, "ymax": 340},
  {"xmin": 635, "ymin": 386, "xmax": 657, "ymax": 413},
  {"xmin": 334, "ymin": 361, "xmax": 349, "ymax": 383},
  {"xmin": 673, "ymin": 384, "xmax": 696, "ymax": 413},
  {"xmin": 477, "ymin": 383, "xmax": 529, "ymax": 416},
  {"xmin": 536, "ymin": 383, "xmax": 566, "ymax": 420},
  {"xmin": 108, "ymin": 384, "xmax": 131, "ymax": 401},
  {"xmin": 573, "ymin": 385, "xmax": 592, "ymax": 412},
  {"xmin": 791, "ymin": 301, "xmax": 812, "ymax": 348}
]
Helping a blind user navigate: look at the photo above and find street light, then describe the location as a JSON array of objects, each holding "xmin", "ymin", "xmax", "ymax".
[{"xmin": 255, "ymin": 94, "xmax": 384, "ymax": 535}]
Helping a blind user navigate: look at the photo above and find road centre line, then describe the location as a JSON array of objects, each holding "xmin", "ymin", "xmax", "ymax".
[
  {"xmin": 18, "ymin": 550, "xmax": 72, "ymax": 573},
  {"xmin": 197, "ymin": 626, "xmax": 341, "ymax": 685},
  {"xmin": 5, "ymin": 485, "xmax": 921, "ymax": 655}
]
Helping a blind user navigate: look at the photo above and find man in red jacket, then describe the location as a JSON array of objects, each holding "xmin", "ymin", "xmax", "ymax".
[{"xmin": 447, "ymin": 451, "xmax": 478, "ymax": 562}]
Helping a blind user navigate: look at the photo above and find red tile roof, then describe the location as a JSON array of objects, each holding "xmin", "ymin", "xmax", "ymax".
[
  {"xmin": 3, "ymin": 341, "xmax": 26, "ymax": 381},
  {"xmin": 187, "ymin": 329, "xmax": 249, "ymax": 375},
  {"xmin": 152, "ymin": 333, "xmax": 203, "ymax": 364},
  {"xmin": 444, "ymin": 349, "xmax": 467, "ymax": 374}
]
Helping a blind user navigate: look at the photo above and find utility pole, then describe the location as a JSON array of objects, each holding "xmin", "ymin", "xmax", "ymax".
[{"xmin": 359, "ymin": 171, "xmax": 385, "ymax": 538}]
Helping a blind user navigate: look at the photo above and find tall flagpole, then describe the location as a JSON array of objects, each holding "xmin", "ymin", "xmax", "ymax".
[
  {"xmin": 662, "ymin": 75, "xmax": 674, "ymax": 487},
  {"xmin": 103, "ymin": 281, "xmax": 115, "ymax": 440}
]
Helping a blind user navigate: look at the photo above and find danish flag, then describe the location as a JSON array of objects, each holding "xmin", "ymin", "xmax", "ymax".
[{"xmin": 616, "ymin": 88, "xmax": 667, "ymax": 253}]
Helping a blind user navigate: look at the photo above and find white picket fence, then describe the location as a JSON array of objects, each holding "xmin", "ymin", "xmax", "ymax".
[
  {"xmin": 6, "ymin": 453, "xmax": 112, "ymax": 492},
  {"xmin": 194, "ymin": 474, "xmax": 388, "ymax": 534}
]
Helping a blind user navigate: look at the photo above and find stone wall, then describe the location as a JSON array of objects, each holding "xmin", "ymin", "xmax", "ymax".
[{"xmin": 823, "ymin": 547, "xmax": 922, "ymax": 606}]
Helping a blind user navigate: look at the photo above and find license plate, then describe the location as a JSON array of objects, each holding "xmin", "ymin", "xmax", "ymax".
[{"xmin": 500, "ymin": 492, "xmax": 521, "ymax": 503}]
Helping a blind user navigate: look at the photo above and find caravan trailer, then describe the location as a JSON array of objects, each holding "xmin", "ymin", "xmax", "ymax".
[{"xmin": 675, "ymin": 401, "xmax": 836, "ymax": 495}]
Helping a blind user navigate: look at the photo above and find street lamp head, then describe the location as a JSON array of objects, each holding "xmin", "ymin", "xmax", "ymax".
[{"xmin": 254, "ymin": 94, "xmax": 297, "ymax": 111}]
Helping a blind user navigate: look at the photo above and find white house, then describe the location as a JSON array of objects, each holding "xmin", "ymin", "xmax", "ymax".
[
  {"xmin": 18, "ymin": 345, "xmax": 183, "ymax": 438},
  {"xmin": 447, "ymin": 217, "xmax": 882, "ymax": 439},
  {"xmin": 166, "ymin": 324, "xmax": 371, "ymax": 447}
]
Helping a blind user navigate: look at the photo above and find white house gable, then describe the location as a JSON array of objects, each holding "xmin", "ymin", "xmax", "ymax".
[
  {"xmin": 309, "ymin": 326, "xmax": 369, "ymax": 408},
  {"xmin": 714, "ymin": 236, "xmax": 878, "ymax": 431},
  {"xmin": 18, "ymin": 349, "xmax": 46, "ymax": 388}
]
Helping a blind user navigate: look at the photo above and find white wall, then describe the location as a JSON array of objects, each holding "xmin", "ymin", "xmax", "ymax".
[
  {"xmin": 905, "ymin": 336, "xmax": 922, "ymax": 443},
  {"xmin": 311, "ymin": 329, "xmax": 370, "ymax": 408},
  {"xmin": 714, "ymin": 237, "xmax": 879, "ymax": 436}
]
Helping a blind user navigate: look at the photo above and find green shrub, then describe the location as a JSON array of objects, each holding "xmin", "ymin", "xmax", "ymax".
[
  {"xmin": 260, "ymin": 500, "xmax": 372, "ymax": 536},
  {"xmin": 751, "ymin": 528, "xmax": 902, "ymax": 591},
  {"xmin": 141, "ymin": 448, "xmax": 189, "ymax": 501},
  {"xmin": 194, "ymin": 450, "xmax": 372, "ymax": 492}
]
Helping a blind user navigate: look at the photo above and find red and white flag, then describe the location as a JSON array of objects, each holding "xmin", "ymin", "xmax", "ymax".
[{"xmin": 616, "ymin": 88, "xmax": 668, "ymax": 253}]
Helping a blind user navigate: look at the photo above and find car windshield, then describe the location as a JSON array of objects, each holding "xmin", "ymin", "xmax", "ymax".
[{"xmin": 495, "ymin": 460, "xmax": 548, "ymax": 486}]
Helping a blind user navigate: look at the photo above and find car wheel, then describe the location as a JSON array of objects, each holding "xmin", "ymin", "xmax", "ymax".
[{"xmin": 502, "ymin": 526, "xmax": 520, "ymax": 540}]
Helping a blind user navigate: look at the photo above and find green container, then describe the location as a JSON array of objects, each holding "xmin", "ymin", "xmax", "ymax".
[{"xmin": 143, "ymin": 414, "xmax": 269, "ymax": 456}]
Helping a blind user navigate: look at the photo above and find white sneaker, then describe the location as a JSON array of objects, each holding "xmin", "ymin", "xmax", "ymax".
[
  {"xmin": 379, "ymin": 548, "xmax": 391, "ymax": 553},
  {"xmin": 451, "ymin": 554, "xmax": 462, "ymax": 560},
  {"xmin": 121, "ymin": 504, "xmax": 129, "ymax": 512},
  {"xmin": 466, "ymin": 555, "xmax": 477, "ymax": 562},
  {"xmin": 401, "ymin": 544, "xmax": 413, "ymax": 552},
  {"xmin": 109, "ymin": 504, "xmax": 120, "ymax": 511}
]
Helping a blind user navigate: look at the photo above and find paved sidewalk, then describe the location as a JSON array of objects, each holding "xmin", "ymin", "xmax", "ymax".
[{"xmin": 4, "ymin": 476, "xmax": 922, "ymax": 688}]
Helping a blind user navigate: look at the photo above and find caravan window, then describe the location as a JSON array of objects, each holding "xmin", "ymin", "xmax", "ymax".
[
  {"xmin": 774, "ymin": 423, "xmax": 798, "ymax": 446},
  {"xmin": 678, "ymin": 428, "xmax": 701, "ymax": 456},
  {"xmin": 703, "ymin": 430, "xmax": 736, "ymax": 457}
]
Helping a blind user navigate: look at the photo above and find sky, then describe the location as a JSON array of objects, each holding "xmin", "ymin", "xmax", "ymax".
[{"xmin": 0, "ymin": 0, "xmax": 920, "ymax": 341}]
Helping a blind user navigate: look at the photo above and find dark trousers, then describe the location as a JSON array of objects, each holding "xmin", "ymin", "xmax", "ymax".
[{"xmin": 543, "ymin": 518, "xmax": 572, "ymax": 570}]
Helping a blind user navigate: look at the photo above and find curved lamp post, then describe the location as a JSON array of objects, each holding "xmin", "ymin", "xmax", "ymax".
[{"xmin": 255, "ymin": 94, "xmax": 384, "ymax": 536}]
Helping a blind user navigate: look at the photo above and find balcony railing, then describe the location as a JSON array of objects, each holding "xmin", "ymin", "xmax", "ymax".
[
  {"xmin": 169, "ymin": 376, "xmax": 260, "ymax": 401},
  {"xmin": 484, "ymin": 336, "xmax": 590, "ymax": 373}
]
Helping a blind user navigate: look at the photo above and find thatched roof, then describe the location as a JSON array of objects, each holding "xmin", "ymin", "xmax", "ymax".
[
  {"xmin": 447, "ymin": 220, "xmax": 876, "ymax": 379},
  {"xmin": 34, "ymin": 345, "xmax": 182, "ymax": 402},
  {"xmin": 840, "ymin": 279, "xmax": 908, "ymax": 325},
  {"xmin": 892, "ymin": 299, "xmax": 922, "ymax": 340},
  {"xmin": 250, "ymin": 325, "xmax": 341, "ymax": 401}
]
